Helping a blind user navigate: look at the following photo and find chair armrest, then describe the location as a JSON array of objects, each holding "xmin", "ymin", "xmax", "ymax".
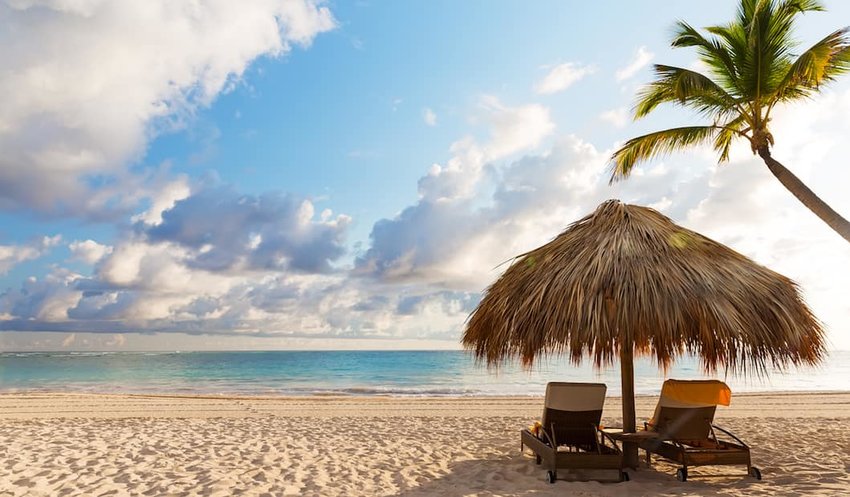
[
  {"xmin": 538, "ymin": 427, "xmax": 557, "ymax": 448},
  {"xmin": 596, "ymin": 427, "xmax": 623, "ymax": 453},
  {"xmin": 711, "ymin": 424, "xmax": 749, "ymax": 448}
]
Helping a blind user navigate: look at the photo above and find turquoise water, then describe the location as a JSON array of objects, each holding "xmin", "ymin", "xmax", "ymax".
[{"xmin": 0, "ymin": 350, "xmax": 846, "ymax": 396}]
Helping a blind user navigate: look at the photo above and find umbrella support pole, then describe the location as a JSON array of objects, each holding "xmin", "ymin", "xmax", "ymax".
[{"xmin": 621, "ymin": 344, "xmax": 639, "ymax": 469}]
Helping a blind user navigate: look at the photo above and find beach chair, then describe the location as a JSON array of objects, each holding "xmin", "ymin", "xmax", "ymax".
[
  {"xmin": 520, "ymin": 382, "xmax": 626, "ymax": 483},
  {"xmin": 638, "ymin": 379, "xmax": 761, "ymax": 481}
]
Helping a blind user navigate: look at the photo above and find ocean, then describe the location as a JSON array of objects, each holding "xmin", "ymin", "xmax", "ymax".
[{"xmin": 0, "ymin": 350, "xmax": 847, "ymax": 397}]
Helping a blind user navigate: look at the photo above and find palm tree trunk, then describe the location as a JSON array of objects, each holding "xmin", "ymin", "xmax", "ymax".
[{"xmin": 757, "ymin": 147, "xmax": 850, "ymax": 243}]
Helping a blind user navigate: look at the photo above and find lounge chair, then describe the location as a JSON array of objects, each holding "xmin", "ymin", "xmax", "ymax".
[
  {"xmin": 638, "ymin": 379, "xmax": 761, "ymax": 481},
  {"xmin": 520, "ymin": 382, "xmax": 626, "ymax": 483}
]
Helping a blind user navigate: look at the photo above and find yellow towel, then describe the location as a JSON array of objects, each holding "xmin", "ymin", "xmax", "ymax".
[{"xmin": 662, "ymin": 379, "xmax": 732, "ymax": 406}]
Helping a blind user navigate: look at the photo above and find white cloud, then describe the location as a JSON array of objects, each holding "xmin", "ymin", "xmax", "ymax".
[
  {"xmin": 616, "ymin": 46, "xmax": 654, "ymax": 82},
  {"xmin": 477, "ymin": 95, "xmax": 555, "ymax": 160},
  {"xmin": 132, "ymin": 175, "xmax": 192, "ymax": 226},
  {"xmin": 1, "ymin": 266, "xmax": 82, "ymax": 321},
  {"xmin": 104, "ymin": 334, "xmax": 126, "ymax": 347},
  {"xmin": 0, "ymin": 0, "xmax": 336, "ymax": 217},
  {"xmin": 599, "ymin": 107, "xmax": 630, "ymax": 127},
  {"xmin": 0, "ymin": 236, "xmax": 61, "ymax": 275},
  {"xmin": 534, "ymin": 62, "xmax": 596, "ymax": 95},
  {"xmin": 0, "ymin": 185, "xmax": 363, "ymax": 335},
  {"xmin": 356, "ymin": 131, "xmax": 689, "ymax": 289},
  {"xmin": 0, "ymin": 98, "xmax": 556, "ymax": 341},
  {"xmin": 0, "ymin": 241, "xmax": 474, "ymax": 341},
  {"xmin": 417, "ymin": 96, "xmax": 554, "ymax": 203},
  {"xmin": 423, "ymin": 107, "xmax": 437, "ymax": 126},
  {"xmin": 352, "ymin": 86, "xmax": 850, "ymax": 349},
  {"xmin": 144, "ymin": 188, "xmax": 351, "ymax": 273},
  {"xmin": 2, "ymin": 77, "xmax": 849, "ymax": 350},
  {"xmin": 69, "ymin": 240, "xmax": 113, "ymax": 265}
]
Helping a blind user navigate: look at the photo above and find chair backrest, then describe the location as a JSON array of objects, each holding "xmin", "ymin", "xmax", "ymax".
[
  {"xmin": 648, "ymin": 379, "xmax": 732, "ymax": 440},
  {"xmin": 542, "ymin": 382, "xmax": 606, "ymax": 446}
]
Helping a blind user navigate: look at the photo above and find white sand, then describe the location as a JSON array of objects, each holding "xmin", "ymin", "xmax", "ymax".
[{"xmin": 0, "ymin": 392, "xmax": 848, "ymax": 496}]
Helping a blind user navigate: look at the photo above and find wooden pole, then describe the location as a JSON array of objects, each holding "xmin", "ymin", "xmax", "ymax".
[{"xmin": 620, "ymin": 339, "xmax": 639, "ymax": 468}]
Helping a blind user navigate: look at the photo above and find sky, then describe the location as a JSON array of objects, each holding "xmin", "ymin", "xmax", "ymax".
[{"xmin": 1, "ymin": 0, "xmax": 849, "ymax": 352}]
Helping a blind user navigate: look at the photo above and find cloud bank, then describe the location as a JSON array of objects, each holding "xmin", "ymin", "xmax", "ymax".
[
  {"xmin": 1, "ymin": 19, "xmax": 848, "ymax": 351},
  {"xmin": 0, "ymin": 0, "xmax": 335, "ymax": 218},
  {"xmin": 0, "ymin": 236, "xmax": 62, "ymax": 275}
]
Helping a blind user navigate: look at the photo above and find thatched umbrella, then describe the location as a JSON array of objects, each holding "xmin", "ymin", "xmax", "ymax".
[{"xmin": 462, "ymin": 199, "xmax": 825, "ymax": 466}]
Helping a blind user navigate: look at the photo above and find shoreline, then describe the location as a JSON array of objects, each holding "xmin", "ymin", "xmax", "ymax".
[
  {"xmin": 2, "ymin": 390, "xmax": 849, "ymax": 420},
  {"xmin": 2, "ymin": 387, "xmax": 848, "ymax": 399},
  {"xmin": 3, "ymin": 388, "xmax": 850, "ymax": 400}
]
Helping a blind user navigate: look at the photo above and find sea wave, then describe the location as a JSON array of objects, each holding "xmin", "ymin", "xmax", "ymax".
[
  {"xmin": 0, "ymin": 351, "xmax": 183, "ymax": 359},
  {"xmin": 275, "ymin": 386, "xmax": 485, "ymax": 397},
  {"xmin": 1, "ymin": 350, "xmax": 847, "ymax": 397}
]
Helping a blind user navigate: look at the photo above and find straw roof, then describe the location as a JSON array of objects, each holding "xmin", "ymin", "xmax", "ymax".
[{"xmin": 462, "ymin": 199, "xmax": 825, "ymax": 375}]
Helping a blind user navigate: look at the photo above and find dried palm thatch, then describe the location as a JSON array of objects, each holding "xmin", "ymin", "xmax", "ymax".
[
  {"xmin": 464, "ymin": 199, "xmax": 825, "ymax": 466},
  {"xmin": 463, "ymin": 200, "xmax": 825, "ymax": 374}
]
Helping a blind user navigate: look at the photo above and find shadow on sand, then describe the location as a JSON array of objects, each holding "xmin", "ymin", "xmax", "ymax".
[{"xmin": 391, "ymin": 451, "xmax": 776, "ymax": 497}]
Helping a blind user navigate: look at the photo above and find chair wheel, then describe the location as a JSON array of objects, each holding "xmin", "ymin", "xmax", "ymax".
[
  {"xmin": 749, "ymin": 466, "xmax": 762, "ymax": 480},
  {"xmin": 621, "ymin": 471, "xmax": 630, "ymax": 482},
  {"xmin": 546, "ymin": 470, "xmax": 557, "ymax": 484},
  {"xmin": 535, "ymin": 455, "xmax": 541, "ymax": 465},
  {"xmin": 676, "ymin": 468, "xmax": 688, "ymax": 482}
]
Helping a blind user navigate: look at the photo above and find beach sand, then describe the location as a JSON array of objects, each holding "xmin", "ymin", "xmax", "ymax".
[{"xmin": 0, "ymin": 392, "xmax": 848, "ymax": 496}]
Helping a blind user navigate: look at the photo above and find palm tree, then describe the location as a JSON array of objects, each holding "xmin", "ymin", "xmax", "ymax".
[{"xmin": 610, "ymin": 0, "xmax": 850, "ymax": 243}]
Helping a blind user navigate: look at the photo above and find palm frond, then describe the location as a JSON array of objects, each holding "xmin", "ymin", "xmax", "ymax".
[
  {"xmin": 774, "ymin": 27, "xmax": 850, "ymax": 102},
  {"xmin": 779, "ymin": 0, "xmax": 824, "ymax": 13},
  {"xmin": 752, "ymin": 1, "xmax": 825, "ymax": 100},
  {"xmin": 635, "ymin": 65, "xmax": 743, "ymax": 119},
  {"xmin": 672, "ymin": 21, "xmax": 739, "ymax": 92},
  {"xmin": 610, "ymin": 126, "xmax": 720, "ymax": 182},
  {"xmin": 708, "ymin": 21, "xmax": 750, "ymax": 71},
  {"xmin": 619, "ymin": 0, "xmax": 847, "ymax": 171},
  {"xmin": 775, "ymin": 0, "xmax": 824, "ymax": 19},
  {"xmin": 713, "ymin": 115, "xmax": 749, "ymax": 162}
]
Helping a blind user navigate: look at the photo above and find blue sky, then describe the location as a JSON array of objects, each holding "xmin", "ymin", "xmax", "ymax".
[{"xmin": 1, "ymin": 0, "xmax": 849, "ymax": 351}]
